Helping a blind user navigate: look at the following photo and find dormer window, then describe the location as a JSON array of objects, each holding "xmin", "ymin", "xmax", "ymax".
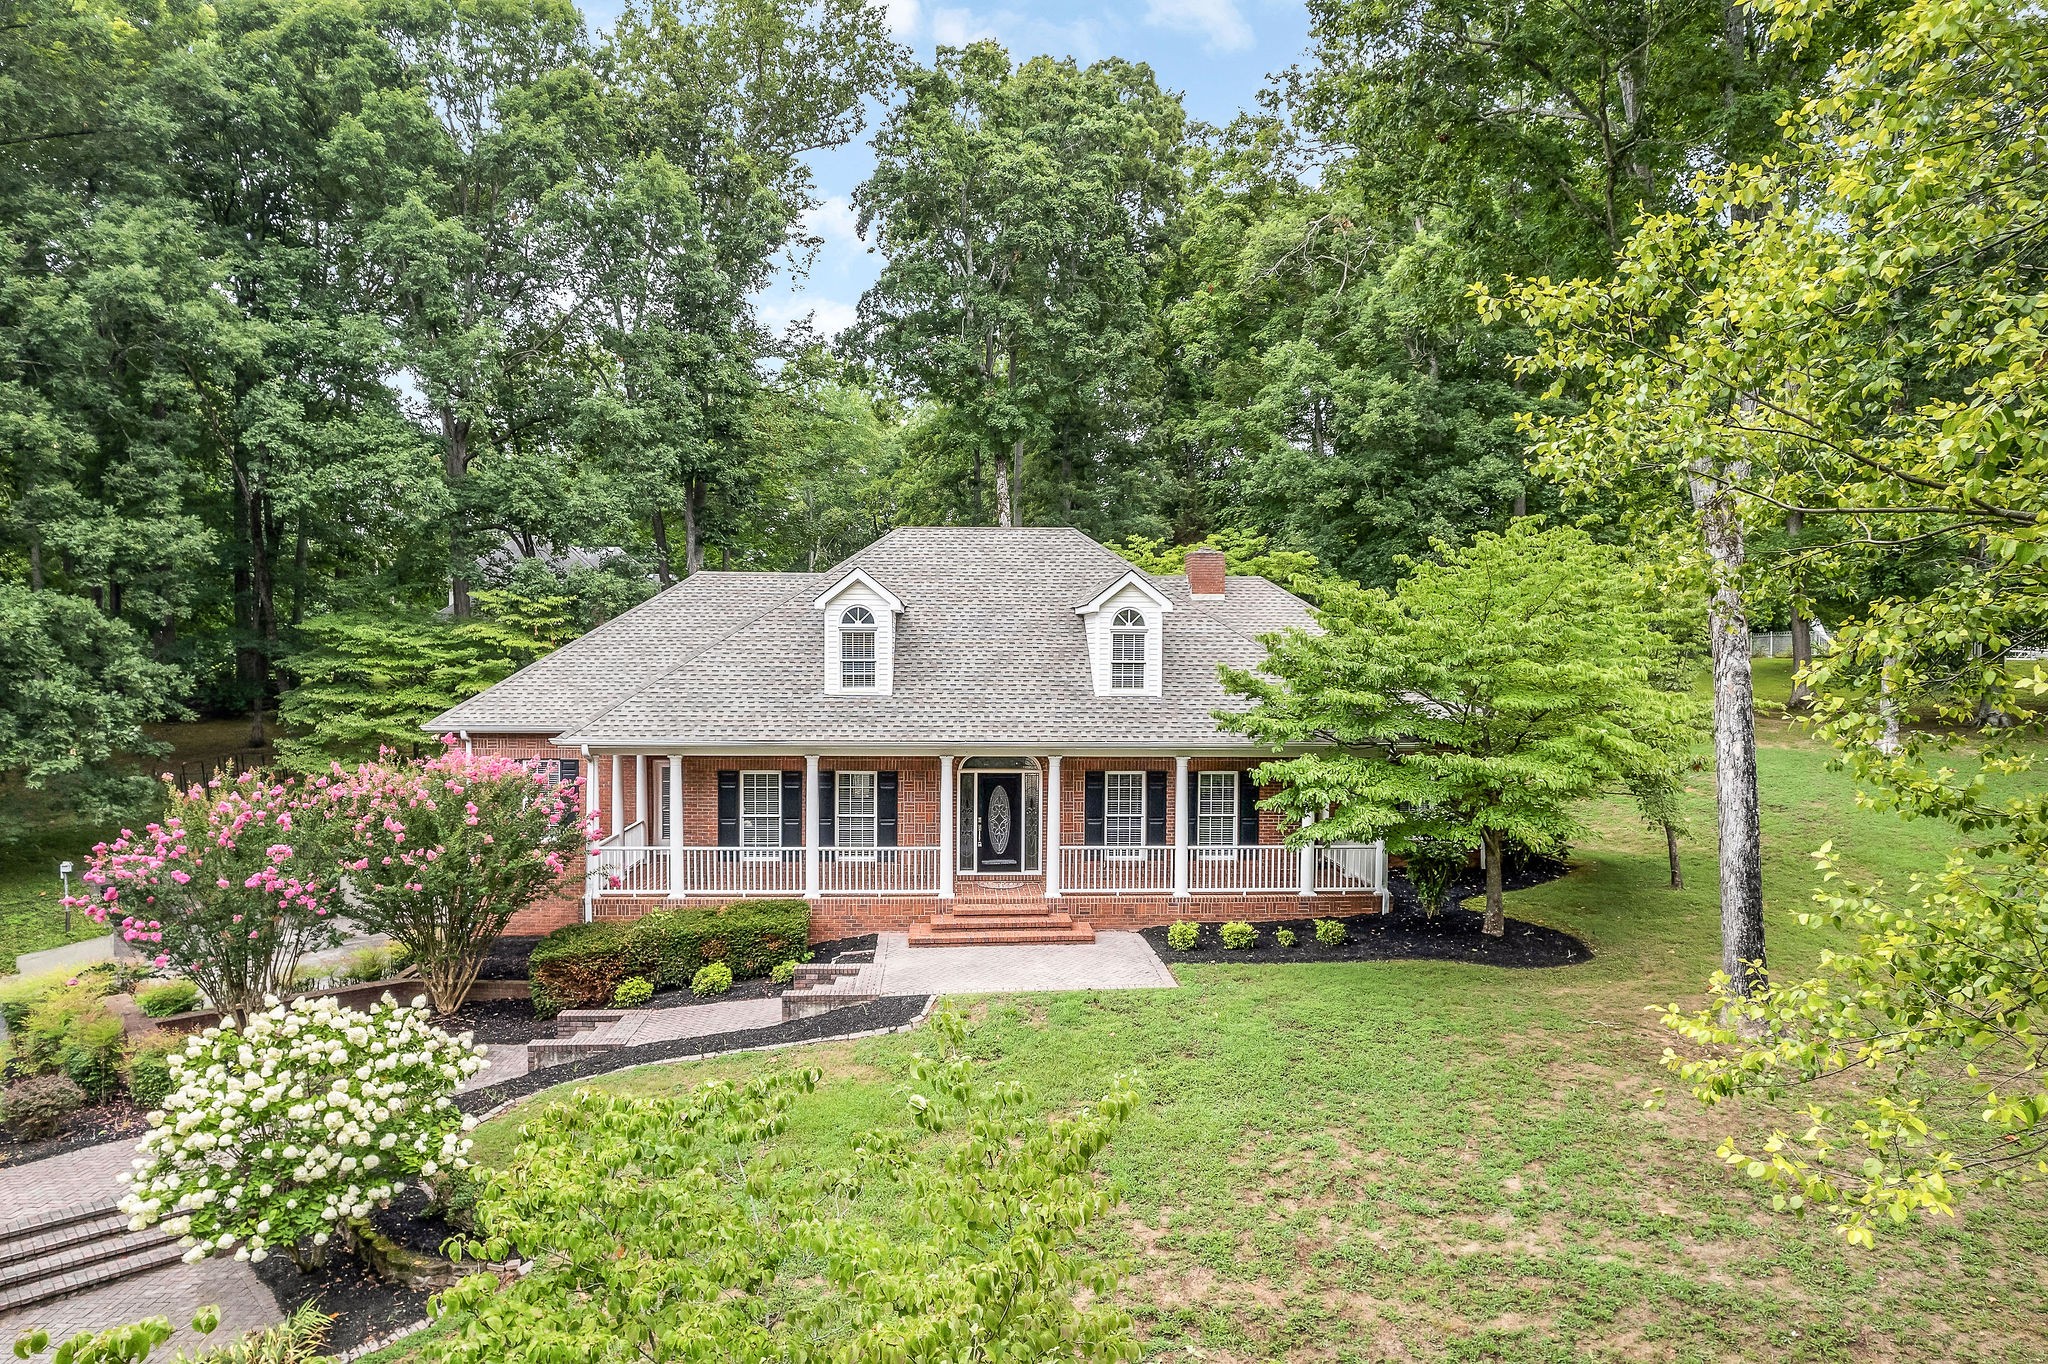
[
  {"xmin": 840, "ymin": 607, "xmax": 877, "ymax": 688},
  {"xmin": 1110, "ymin": 609, "xmax": 1146, "ymax": 690}
]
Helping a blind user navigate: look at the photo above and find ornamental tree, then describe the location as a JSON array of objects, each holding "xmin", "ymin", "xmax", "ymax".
[
  {"xmin": 1222, "ymin": 522, "xmax": 1701, "ymax": 934},
  {"xmin": 429, "ymin": 1009, "xmax": 1140, "ymax": 1362},
  {"xmin": 117, "ymin": 994, "xmax": 485, "ymax": 1266},
  {"xmin": 321, "ymin": 741, "xmax": 593, "ymax": 1013},
  {"xmin": 69, "ymin": 772, "xmax": 341, "ymax": 1017},
  {"xmin": 1488, "ymin": 0, "xmax": 2048, "ymax": 1241}
]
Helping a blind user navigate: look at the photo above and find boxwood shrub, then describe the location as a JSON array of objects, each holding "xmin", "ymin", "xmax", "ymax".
[{"xmin": 528, "ymin": 900, "xmax": 810, "ymax": 1014}]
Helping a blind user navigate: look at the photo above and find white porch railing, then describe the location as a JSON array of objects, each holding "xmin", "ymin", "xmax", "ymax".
[
  {"xmin": 1316, "ymin": 842, "xmax": 1386, "ymax": 892},
  {"xmin": 1060, "ymin": 846, "xmax": 1172, "ymax": 894},
  {"xmin": 1189, "ymin": 844, "xmax": 1299, "ymax": 893},
  {"xmin": 671, "ymin": 846, "xmax": 805, "ymax": 896},
  {"xmin": 821, "ymin": 846, "xmax": 941, "ymax": 895}
]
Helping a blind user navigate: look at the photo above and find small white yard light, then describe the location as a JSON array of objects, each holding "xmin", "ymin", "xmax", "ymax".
[{"xmin": 59, "ymin": 861, "xmax": 73, "ymax": 931}]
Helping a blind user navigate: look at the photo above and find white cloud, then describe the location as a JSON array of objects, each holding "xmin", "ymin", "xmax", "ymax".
[
  {"xmin": 757, "ymin": 291, "xmax": 860, "ymax": 340},
  {"xmin": 885, "ymin": 0, "xmax": 921, "ymax": 39},
  {"xmin": 1142, "ymin": 0, "xmax": 1252, "ymax": 52},
  {"xmin": 922, "ymin": 6, "xmax": 1100, "ymax": 60},
  {"xmin": 804, "ymin": 194, "xmax": 863, "ymax": 248},
  {"xmin": 927, "ymin": 5, "xmax": 998, "ymax": 46}
]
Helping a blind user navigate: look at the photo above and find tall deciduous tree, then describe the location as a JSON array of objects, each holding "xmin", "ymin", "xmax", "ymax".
[
  {"xmin": 1222, "ymin": 522, "xmax": 1700, "ymax": 933},
  {"xmin": 855, "ymin": 43, "xmax": 1184, "ymax": 528},
  {"xmin": 1499, "ymin": 0, "xmax": 2048, "ymax": 1238}
]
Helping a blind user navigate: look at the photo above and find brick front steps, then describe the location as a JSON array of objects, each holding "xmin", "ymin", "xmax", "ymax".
[
  {"xmin": 906, "ymin": 903, "xmax": 1095, "ymax": 947},
  {"xmin": 0, "ymin": 1203, "xmax": 183, "ymax": 1316}
]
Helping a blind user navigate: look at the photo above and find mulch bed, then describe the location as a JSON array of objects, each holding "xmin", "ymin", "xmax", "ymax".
[
  {"xmin": 1140, "ymin": 855, "xmax": 1590, "ymax": 969},
  {"xmin": 0, "ymin": 1096, "xmax": 150, "ymax": 1168},
  {"xmin": 255, "ymin": 1252, "xmax": 432, "ymax": 1359},
  {"xmin": 454, "ymin": 994, "xmax": 931, "ymax": 1116}
]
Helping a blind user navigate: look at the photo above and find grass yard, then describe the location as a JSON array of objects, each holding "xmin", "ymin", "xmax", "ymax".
[{"xmin": 417, "ymin": 715, "xmax": 2048, "ymax": 1363}]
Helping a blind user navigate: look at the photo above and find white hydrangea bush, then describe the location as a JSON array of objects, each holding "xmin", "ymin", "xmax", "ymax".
[{"xmin": 117, "ymin": 993, "xmax": 487, "ymax": 1264}]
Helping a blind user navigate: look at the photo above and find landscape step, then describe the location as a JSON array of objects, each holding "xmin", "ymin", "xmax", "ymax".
[
  {"xmin": 906, "ymin": 921, "xmax": 1096, "ymax": 946},
  {"xmin": 0, "ymin": 1207, "xmax": 185, "ymax": 1316}
]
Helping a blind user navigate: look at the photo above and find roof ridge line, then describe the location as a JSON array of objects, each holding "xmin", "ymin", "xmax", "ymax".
[{"xmin": 563, "ymin": 569, "xmax": 828, "ymax": 737}]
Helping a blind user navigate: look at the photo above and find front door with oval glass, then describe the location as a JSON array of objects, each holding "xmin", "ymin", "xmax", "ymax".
[{"xmin": 974, "ymin": 773, "xmax": 1024, "ymax": 871}]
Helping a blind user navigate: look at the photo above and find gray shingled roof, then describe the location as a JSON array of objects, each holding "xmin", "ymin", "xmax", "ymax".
[{"xmin": 430, "ymin": 527, "xmax": 1318, "ymax": 751}]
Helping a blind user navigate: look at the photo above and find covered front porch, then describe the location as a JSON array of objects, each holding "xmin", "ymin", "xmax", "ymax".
[{"xmin": 578, "ymin": 753, "xmax": 1387, "ymax": 918}]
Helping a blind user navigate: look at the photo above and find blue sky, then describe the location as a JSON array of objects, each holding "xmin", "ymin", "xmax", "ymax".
[{"xmin": 577, "ymin": 0, "xmax": 1315, "ymax": 339}]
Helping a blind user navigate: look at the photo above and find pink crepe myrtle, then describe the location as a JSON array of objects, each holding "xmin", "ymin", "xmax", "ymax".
[
  {"xmin": 66, "ymin": 770, "xmax": 342, "ymax": 1017},
  {"xmin": 317, "ymin": 737, "xmax": 596, "ymax": 1012}
]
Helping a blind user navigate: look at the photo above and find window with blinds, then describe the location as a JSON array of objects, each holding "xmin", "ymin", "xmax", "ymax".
[{"xmin": 739, "ymin": 771, "xmax": 782, "ymax": 847}]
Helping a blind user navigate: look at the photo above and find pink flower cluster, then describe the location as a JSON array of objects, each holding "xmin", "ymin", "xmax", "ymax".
[{"xmin": 67, "ymin": 771, "xmax": 335, "ymax": 950}]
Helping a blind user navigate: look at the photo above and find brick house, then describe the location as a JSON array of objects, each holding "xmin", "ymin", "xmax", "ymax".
[{"xmin": 428, "ymin": 526, "xmax": 1387, "ymax": 944}]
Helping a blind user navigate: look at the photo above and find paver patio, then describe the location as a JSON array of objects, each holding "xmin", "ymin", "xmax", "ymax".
[{"xmin": 868, "ymin": 929, "xmax": 1176, "ymax": 994}]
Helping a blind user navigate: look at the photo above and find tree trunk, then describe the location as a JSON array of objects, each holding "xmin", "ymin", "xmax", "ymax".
[
  {"xmin": 1785, "ymin": 510, "xmax": 1814, "ymax": 711},
  {"xmin": 1512, "ymin": 488, "xmax": 1528, "ymax": 518},
  {"xmin": 650, "ymin": 509, "xmax": 674, "ymax": 587},
  {"xmin": 682, "ymin": 478, "xmax": 707, "ymax": 575},
  {"xmin": 289, "ymin": 518, "xmax": 309, "ymax": 628},
  {"xmin": 1877, "ymin": 657, "xmax": 1901, "ymax": 754},
  {"xmin": 1010, "ymin": 439, "xmax": 1025, "ymax": 526},
  {"xmin": 1481, "ymin": 828, "xmax": 1505, "ymax": 937},
  {"xmin": 443, "ymin": 411, "xmax": 472, "ymax": 618},
  {"xmin": 993, "ymin": 445, "xmax": 1014, "ymax": 527},
  {"xmin": 27, "ymin": 540, "xmax": 42, "ymax": 590},
  {"xmin": 1689, "ymin": 461, "xmax": 1768, "ymax": 1016},
  {"xmin": 1665, "ymin": 821, "xmax": 1683, "ymax": 890}
]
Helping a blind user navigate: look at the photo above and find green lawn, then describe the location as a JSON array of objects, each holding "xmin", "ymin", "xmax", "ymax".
[{"xmin": 421, "ymin": 722, "xmax": 2046, "ymax": 1363}]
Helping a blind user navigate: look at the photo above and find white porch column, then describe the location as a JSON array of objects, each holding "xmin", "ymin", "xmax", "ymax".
[
  {"xmin": 1171, "ymin": 756, "xmax": 1190, "ymax": 898},
  {"xmin": 667, "ymin": 755, "xmax": 684, "ymax": 900},
  {"xmin": 803, "ymin": 754, "xmax": 821, "ymax": 899},
  {"xmin": 1044, "ymin": 755, "xmax": 1062, "ymax": 897},
  {"xmin": 634, "ymin": 755, "xmax": 647, "ymax": 831},
  {"xmin": 608, "ymin": 755, "xmax": 623, "ymax": 838},
  {"xmin": 581, "ymin": 745, "xmax": 597, "ymax": 922},
  {"xmin": 938, "ymin": 755, "xmax": 956, "ymax": 899},
  {"xmin": 1298, "ymin": 810, "xmax": 1317, "ymax": 899}
]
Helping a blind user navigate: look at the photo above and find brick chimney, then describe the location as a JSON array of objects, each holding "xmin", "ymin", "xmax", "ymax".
[{"xmin": 1185, "ymin": 547, "xmax": 1227, "ymax": 598}]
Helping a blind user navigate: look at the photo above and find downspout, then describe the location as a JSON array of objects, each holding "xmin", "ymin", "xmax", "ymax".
[
  {"xmin": 581, "ymin": 743, "xmax": 596, "ymax": 924},
  {"xmin": 458, "ymin": 729, "xmax": 471, "ymax": 755}
]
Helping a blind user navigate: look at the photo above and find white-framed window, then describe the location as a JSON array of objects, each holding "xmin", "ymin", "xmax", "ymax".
[
  {"xmin": 840, "ymin": 606, "xmax": 877, "ymax": 688},
  {"xmin": 1104, "ymin": 770, "xmax": 1146, "ymax": 849},
  {"xmin": 1196, "ymin": 770, "xmax": 1237, "ymax": 849},
  {"xmin": 837, "ymin": 770, "xmax": 878, "ymax": 852},
  {"xmin": 1110, "ymin": 609, "xmax": 1146, "ymax": 690},
  {"xmin": 739, "ymin": 770, "xmax": 782, "ymax": 849}
]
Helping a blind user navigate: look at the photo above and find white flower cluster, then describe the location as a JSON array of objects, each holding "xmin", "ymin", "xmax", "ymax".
[{"xmin": 117, "ymin": 992, "xmax": 486, "ymax": 1264}]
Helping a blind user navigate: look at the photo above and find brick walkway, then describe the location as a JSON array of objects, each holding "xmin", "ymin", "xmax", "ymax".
[
  {"xmin": 867, "ymin": 929, "xmax": 1176, "ymax": 994},
  {"xmin": 0, "ymin": 1142, "xmax": 281, "ymax": 1351}
]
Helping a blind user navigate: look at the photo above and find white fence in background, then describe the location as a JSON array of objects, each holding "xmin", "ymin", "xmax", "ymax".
[
  {"xmin": 1189, "ymin": 844, "xmax": 1299, "ymax": 893},
  {"xmin": 1315, "ymin": 842, "xmax": 1386, "ymax": 893},
  {"xmin": 1060, "ymin": 846, "xmax": 1172, "ymax": 894},
  {"xmin": 820, "ymin": 846, "xmax": 942, "ymax": 895}
]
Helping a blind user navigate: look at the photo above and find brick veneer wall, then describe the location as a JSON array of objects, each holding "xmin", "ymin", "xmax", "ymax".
[
  {"xmin": 1055, "ymin": 757, "xmax": 1290, "ymax": 845},
  {"xmin": 467, "ymin": 734, "xmax": 588, "ymax": 934}
]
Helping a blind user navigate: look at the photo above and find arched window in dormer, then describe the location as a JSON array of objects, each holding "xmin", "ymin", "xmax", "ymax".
[
  {"xmin": 840, "ymin": 606, "xmax": 877, "ymax": 688},
  {"xmin": 1110, "ymin": 608, "xmax": 1146, "ymax": 690}
]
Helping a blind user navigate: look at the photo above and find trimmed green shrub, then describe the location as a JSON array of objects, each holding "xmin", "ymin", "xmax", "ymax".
[
  {"xmin": 528, "ymin": 921, "xmax": 637, "ymax": 1013},
  {"xmin": 632, "ymin": 900, "xmax": 810, "ymax": 986},
  {"xmin": 0, "ymin": 967, "xmax": 99, "ymax": 1030},
  {"xmin": 1165, "ymin": 921, "xmax": 1199, "ymax": 951},
  {"xmin": 770, "ymin": 960, "xmax": 798, "ymax": 985},
  {"xmin": 1274, "ymin": 926, "xmax": 1298, "ymax": 948},
  {"xmin": 124, "ymin": 1033, "xmax": 183, "ymax": 1107},
  {"xmin": 1218, "ymin": 921, "xmax": 1256, "ymax": 950},
  {"xmin": 1313, "ymin": 918, "xmax": 1348, "ymax": 947},
  {"xmin": 691, "ymin": 961, "xmax": 734, "ymax": 997},
  {"xmin": 612, "ymin": 976, "xmax": 654, "ymax": 1008},
  {"xmin": 19, "ymin": 986, "xmax": 127, "ymax": 1098},
  {"xmin": 3, "ymin": 1074, "xmax": 86, "ymax": 1138},
  {"xmin": 64, "ymin": 1013, "xmax": 128, "ymax": 1101},
  {"xmin": 136, "ymin": 979, "xmax": 203, "ymax": 1018}
]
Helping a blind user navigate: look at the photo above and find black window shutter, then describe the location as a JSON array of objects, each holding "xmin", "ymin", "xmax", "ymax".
[
  {"xmin": 877, "ymin": 771, "xmax": 898, "ymax": 847},
  {"xmin": 559, "ymin": 758, "xmax": 580, "ymax": 785},
  {"xmin": 1145, "ymin": 769, "xmax": 1168, "ymax": 846},
  {"xmin": 716, "ymin": 770, "xmax": 739, "ymax": 847},
  {"xmin": 1238, "ymin": 771, "xmax": 1262, "ymax": 846},
  {"xmin": 780, "ymin": 770, "xmax": 802, "ymax": 847},
  {"xmin": 818, "ymin": 769, "xmax": 836, "ymax": 847},
  {"xmin": 1083, "ymin": 771, "xmax": 1105, "ymax": 846}
]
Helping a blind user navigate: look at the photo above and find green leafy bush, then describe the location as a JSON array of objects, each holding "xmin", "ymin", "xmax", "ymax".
[
  {"xmin": 770, "ymin": 960, "xmax": 798, "ymax": 985},
  {"xmin": 691, "ymin": 962, "xmax": 733, "ymax": 996},
  {"xmin": 633, "ymin": 900, "xmax": 809, "ymax": 986},
  {"xmin": 611, "ymin": 976, "xmax": 654, "ymax": 1007},
  {"xmin": 3, "ymin": 1074, "xmax": 85, "ymax": 1138},
  {"xmin": 1275, "ymin": 927, "xmax": 1297, "ymax": 948},
  {"xmin": 1165, "ymin": 921, "xmax": 1199, "ymax": 951},
  {"xmin": 530, "ymin": 902, "xmax": 811, "ymax": 1012},
  {"xmin": 0, "ymin": 966, "xmax": 107, "ymax": 1030},
  {"xmin": 123, "ymin": 1033, "xmax": 182, "ymax": 1108},
  {"xmin": 528, "ymin": 921, "xmax": 636, "ymax": 1014},
  {"xmin": 18, "ymin": 986, "xmax": 128, "ymax": 1099},
  {"xmin": 135, "ymin": 980, "xmax": 202, "ymax": 1018},
  {"xmin": 1218, "ymin": 922, "xmax": 1256, "ymax": 950},
  {"xmin": 1313, "ymin": 918, "xmax": 1348, "ymax": 947},
  {"xmin": 64, "ymin": 1013, "xmax": 128, "ymax": 1101}
]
